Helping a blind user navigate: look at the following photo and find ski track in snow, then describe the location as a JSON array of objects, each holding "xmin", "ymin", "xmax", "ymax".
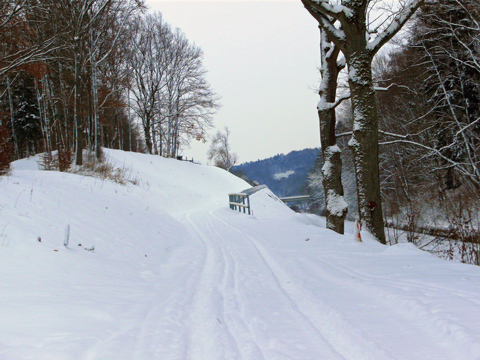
[
  {"xmin": 183, "ymin": 208, "xmax": 348, "ymax": 360},
  {"xmin": 3, "ymin": 151, "xmax": 480, "ymax": 360},
  {"xmin": 184, "ymin": 211, "xmax": 264, "ymax": 360},
  {"xmin": 182, "ymin": 205, "xmax": 480, "ymax": 360},
  {"xmin": 209, "ymin": 211, "xmax": 394, "ymax": 360}
]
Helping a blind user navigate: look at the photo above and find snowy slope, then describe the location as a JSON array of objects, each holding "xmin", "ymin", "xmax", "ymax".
[{"xmin": 1, "ymin": 149, "xmax": 480, "ymax": 360}]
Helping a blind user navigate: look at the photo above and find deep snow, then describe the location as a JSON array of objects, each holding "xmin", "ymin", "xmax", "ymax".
[{"xmin": 1, "ymin": 149, "xmax": 480, "ymax": 360}]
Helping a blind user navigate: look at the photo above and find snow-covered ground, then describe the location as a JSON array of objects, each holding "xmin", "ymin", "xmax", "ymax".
[{"xmin": 1, "ymin": 149, "xmax": 480, "ymax": 360}]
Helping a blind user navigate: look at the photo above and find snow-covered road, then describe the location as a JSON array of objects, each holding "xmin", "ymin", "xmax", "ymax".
[{"xmin": 1, "ymin": 149, "xmax": 480, "ymax": 360}]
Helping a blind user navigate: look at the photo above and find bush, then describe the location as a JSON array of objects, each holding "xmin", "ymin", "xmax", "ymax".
[
  {"xmin": 0, "ymin": 123, "xmax": 13, "ymax": 175},
  {"xmin": 58, "ymin": 147, "xmax": 73, "ymax": 172},
  {"xmin": 68, "ymin": 150, "xmax": 138, "ymax": 185}
]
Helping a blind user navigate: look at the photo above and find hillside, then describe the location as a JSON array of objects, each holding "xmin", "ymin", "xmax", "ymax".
[
  {"xmin": 232, "ymin": 148, "xmax": 320, "ymax": 197},
  {"xmin": 1, "ymin": 149, "xmax": 480, "ymax": 360}
]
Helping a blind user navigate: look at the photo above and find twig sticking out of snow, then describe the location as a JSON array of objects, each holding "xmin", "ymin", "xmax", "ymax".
[{"xmin": 64, "ymin": 224, "xmax": 70, "ymax": 247}]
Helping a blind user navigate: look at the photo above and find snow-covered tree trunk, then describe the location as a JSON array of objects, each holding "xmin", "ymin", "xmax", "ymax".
[
  {"xmin": 6, "ymin": 76, "xmax": 19, "ymax": 160},
  {"xmin": 318, "ymin": 29, "xmax": 348, "ymax": 234},
  {"xmin": 346, "ymin": 49, "xmax": 385, "ymax": 243},
  {"xmin": 74, "ymin": 36, "xmax": 83, "ymax": 166},
  {"xmin": 152, "ymin": 121, "xmax": 158, "ymax": 155},
  {"xmin": 34, "ymin": 77, "xmax": 52, "ymax": 157},
  {"xmin": 143, "ymin": 116, "xmax": 153, "ymax": 154},
  {"xmin": 91, "ymin": 30, "xmax": 101, "ymax": 159},
  {"xmin": 127, "ymin": 87, "xmax": 132, "ymax": 152}
]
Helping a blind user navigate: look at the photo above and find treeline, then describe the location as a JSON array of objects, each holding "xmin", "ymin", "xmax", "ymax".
[
  {"xmin": 377, "ymin": 0, "xmax": 480, "ymax": 246},
  {"xmin": 308, "ymin": 0, "xmax": 480, "ymax": 258},
  {"xmin": 0, "ymin": 0, "xmax": 218, "ymax": 171}
]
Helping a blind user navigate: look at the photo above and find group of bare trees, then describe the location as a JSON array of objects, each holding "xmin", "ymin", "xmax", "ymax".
[
  {"xmin": 303, "ymin": 0, "xmax": 479, "ymax": 248},
  {"xmin": 381, "ymin": 0, "xmax": 479, "ymax": 186},
  {"xmin": 0, "ymin": 0, "xmax": 218, "ymax": 171},
  {"xmin": 127, "ymin": 13, "xmax": 218, "ymax": 157},
  {"xmin": 376, "ymin": 0, "xmax": 480, "ymax": 252}
]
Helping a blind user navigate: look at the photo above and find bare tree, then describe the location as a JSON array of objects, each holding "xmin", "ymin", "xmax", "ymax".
[
  {"xmin": 0, "ymin": 1, "xmax": 216, "ymax": 167},
  {"xmin": 0, "ymin": 0, "xmax": 58, "ymax": 78},
  {"xmin": 162, "ymin": 29, "xmax": 218, "ymax": 158},
  {"xmin": 315, "ymin": 26, "xmax": 349, "ymax": 234},
  {"xmin": 126, "ymin": 12, "xmax": 169, "ymax": 154},
  {"xmin": 127, "ymin": 16, "xmax": 218, "ymax": 157},
  {"xmin": 87, "ymin": 0, "xmax": 144, "ymax": 158},
  {"xmin": 52, "ymin": 0, "xmax": 142, "ymax": 165},
  {"xmin": 377, "ymin": 0, "xmax": 480, "ymax": 189},
  {"xmin": 208, "ymin": 127, "xmax": 238, "ymax": 171},
  {"xmin": 302, "ymin": 0, "xmax": 423, "ymax": 243},
  {"xmin": 361, "ymin": 0, "xmax": 480, "ymax": 251}
]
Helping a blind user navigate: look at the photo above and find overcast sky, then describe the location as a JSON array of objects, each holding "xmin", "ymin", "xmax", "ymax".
[{"xmin": 145, "ymin": 0, "xmax": 321, "ymax": 164}]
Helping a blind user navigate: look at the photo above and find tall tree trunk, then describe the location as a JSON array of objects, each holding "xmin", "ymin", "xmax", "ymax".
[
  {"xmin": 347, "ymin": 49, "xmax": 386, "ymax": 243},
  {"xmin": 6, "ymin": 77, "xmax": 19, "ymax": 159},
  {"xmin": 34, "ymin": 77, "xmax": 51, "ymax": 156},
  {"xmin": 58, "ymin": 63, "xmax": 70, "ymax": 150},
  {"xmin": 45, "ymin": 76, "xmax": 59, "ymax": 152},
  {"xmin": 127, "ymin": 87, "xmax": 132, "ymax": 152},
  {"xmin": 43, "ymin": 76, "xmax": 54, "ymax": 155},
  {"xmin": 166, "ymin": 113, "xmax": 172, "ymax": 157},
  {"xmin": 91, "ymin": 38, "xmax": 100, "ymax": 159},
  {"xmin": 74, "ymin": 37, "xmax": 83, "ymax": 166},
  {"xmin": 172, "ymin": 114, "xmax": 179, "ymax": 158},
  {"xmin": 152, "ymin": 121, "xmax": 158, "ymax": 155},
  {"xmin": 318, "ymin": 28, "xmax": 348, "ymax": 234},
  {"xmin": 143, "ymin": 116, "xmax": 153, "ymax": 154}
]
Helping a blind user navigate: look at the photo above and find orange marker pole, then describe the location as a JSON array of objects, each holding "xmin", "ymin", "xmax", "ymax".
[{"xmin": 354, "ymin": 220, "xmax": 362, "ymax": 242}]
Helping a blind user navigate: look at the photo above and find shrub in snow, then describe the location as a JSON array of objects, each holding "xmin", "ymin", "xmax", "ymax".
[
  {"xmin": 69, "ymin": 150, "xmax": 139, "ymax": 185},
  {"xmin": 0, "ymin": 122, "xmax": 13, "ymax": 175}
]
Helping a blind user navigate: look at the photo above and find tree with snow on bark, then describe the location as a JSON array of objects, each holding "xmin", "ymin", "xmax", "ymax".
[{"xmin": 301, "ymin": 0, "xmax": 424, "ymax": 243}]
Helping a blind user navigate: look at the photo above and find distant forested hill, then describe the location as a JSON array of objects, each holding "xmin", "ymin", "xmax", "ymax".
[{"xmin": 232, "ymin": 148, "xmax": 320, "ymax": 197}]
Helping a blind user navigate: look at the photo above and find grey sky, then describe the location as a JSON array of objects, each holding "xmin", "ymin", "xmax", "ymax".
[{"xmin": 146, "ymin": 0, "xmax": 321, "ymax": 164}]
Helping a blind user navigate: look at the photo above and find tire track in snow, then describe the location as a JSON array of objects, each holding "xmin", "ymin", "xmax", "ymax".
[
  {"xmin": 226, "ymin": 211, "xmax": 480, "ymax": 360},
  {"xmin": 183, "ymin": 211, "xmax": 241, "ymax": 360},
  {"xmin": 185, "ymin": 210, "xmax": 344, "ymax": 360},
  {"xmin": 79, "ymin": 263, "xmax": 197, "ymax": 360},
  {"xmin": 129, "ymin": 238, "xmax": 214, "ymax": 360},
  {"xmin": 207, "ymin": 212, "xmax": 363, "ymax": 359},
  {"xmin": 199, "ymin": 212, "xmax": 267, "ymax": 360},
  {"xmin": 130, "ymin": 294, "xmax": 190, "ymax": 360},
  {"xmin": 211, "ymin": 211, "xmax": 398, "ymax": 360}
]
